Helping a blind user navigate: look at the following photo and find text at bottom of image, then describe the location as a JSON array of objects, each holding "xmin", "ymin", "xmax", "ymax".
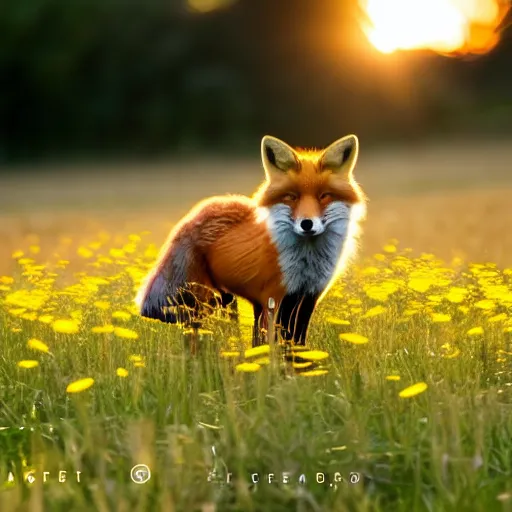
[{"xmin": 6, "ymin": 466, "xmax": 361, "ymax": 488}]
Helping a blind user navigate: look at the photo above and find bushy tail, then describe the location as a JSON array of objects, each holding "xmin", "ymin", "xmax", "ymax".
[
  {"xmin": 136, "ymin": 196, "xmax": 253, "ymax": 324},
  {"xmin": 135, "ymin": 237, "xmax": 193, "ymax": 323}
]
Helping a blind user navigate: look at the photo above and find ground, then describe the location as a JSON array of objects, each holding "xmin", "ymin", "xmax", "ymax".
[{"xmin": 1, "ymin": 140, "xmax": 512, "ymax": 511}]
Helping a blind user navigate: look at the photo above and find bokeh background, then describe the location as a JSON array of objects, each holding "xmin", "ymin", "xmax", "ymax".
[{"xmin": 2, "ymin": 0, "xmax": 512, "ymax": 273}]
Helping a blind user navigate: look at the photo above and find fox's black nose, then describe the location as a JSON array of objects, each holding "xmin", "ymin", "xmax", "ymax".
[{"xmin": 300, "ymin": 219, "xmax": 314, "ymax": 232}]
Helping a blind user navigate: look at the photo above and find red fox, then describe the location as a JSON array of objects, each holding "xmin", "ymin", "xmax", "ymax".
[{"xmin": 135, "ymin": 134, "xmax": 366, "ymax": 346}]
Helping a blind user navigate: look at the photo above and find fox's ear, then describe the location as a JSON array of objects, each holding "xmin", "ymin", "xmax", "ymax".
[
  {"xmin": 320, "ymin": 134, "xmax": 359, "ymax": 176},
  {"xmin": 261, "ymin": 135, "xmax": 299, "ymax": 178}
]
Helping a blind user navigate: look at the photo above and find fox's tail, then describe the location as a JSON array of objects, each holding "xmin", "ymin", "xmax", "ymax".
[
  {"xmin": 136, "ymin": 196, "xmax": 252, "ymax": 324},
  {"xmin": 135, "ymin": 221, "xmax": 235, "ymax": 325},
  {"xmin": 135, "ymin": 234, "xmax": 196, "ymax": 323}
]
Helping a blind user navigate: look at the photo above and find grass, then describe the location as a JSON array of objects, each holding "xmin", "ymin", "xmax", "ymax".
[
  {"xmin": 1, "ymin": 233, "xmax": 512, "ymax": 512},
  {"xmin": 1, "ymin": 142, "xmax": 512, "ymax": 511}
]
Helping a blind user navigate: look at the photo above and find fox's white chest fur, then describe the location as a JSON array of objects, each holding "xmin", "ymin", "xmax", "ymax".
[{"xmin": 263, "ymin": 202, "xmax": 356, "ymax": 295}]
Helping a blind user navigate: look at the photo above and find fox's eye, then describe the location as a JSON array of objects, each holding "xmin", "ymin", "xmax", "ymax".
[
  {"xmin": 282, "ymin": 193, "xmax": 298, "ymax": 202},
  {"xmin": 320, "ymin": 192, "xmax": 334, "ymax": 201}
]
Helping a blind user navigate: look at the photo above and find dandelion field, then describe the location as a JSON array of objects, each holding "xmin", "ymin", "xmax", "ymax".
[
  {"xmin": 2, "ymin": 146, "xmax": 512, "ymax": 512},
  {"xmin": 2, "ymin": 228, "xmax": 512, "ymax": 512}
]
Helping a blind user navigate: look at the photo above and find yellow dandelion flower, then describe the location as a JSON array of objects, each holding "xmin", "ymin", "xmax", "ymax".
[
  {"xmin": 77, "ymin": 247, "xmax": 94, "ymax": 259},
  {"xmin": 11, "ymin": 327, "xmax": 22, "ymax": 333},
  {"xmin": 386, "ymin": 375, "xmax": 401, "ymax": 381},
  {"xmin": 21, "ymin": 312, "xmax": 38, "ymax": 321},
  {"xmin": 38, "ymin": 315, "xmax": 53, "ymax": 324},
  {"xmin": 12, "ymin": 250, "xmax": 24, "ymax": 259},
  {"xmin": 244, "ymin": 345, "xmax": 270, "ymax": 358},
  {"xmin": 365, "ymin": 283, "xmax": 398, "ymax": 302},
  {"xmin": 91, "ymin": 324, "xmax": 115, "ymax": 333},
  {"xmin": 399, "ymin": 382, "xmax": 428, "ymax": 398},
  {"xmin": 504, "ymin": 326, "xmax": 512, "ymax": 333},
  {"xmin": 9, "ymin": 308, "xmax": 26, "ymax": 316},
  {"xmin": 458, "ymin": 306, "xmax": 470, "ymax": 315},
  {"xmin": 144, "ymin": 244, "xmax": 159, "ymax": 259},
  {"xmin": 339, "ymin": 333, "xmax": 369, "ymax": 345},
  {"xmin": 17, "ymin": 360, "xmax": 39, "ymax": 369},
  {"xmin": 326, "ymin": 317, "xmax": 350, "ymax": 325},
  {"xmin": 116, "ymin": 368, "xmax": 129, "ymax": 377},
  {"xmin": 0, "ymin": 276, "xmax": 14, "ymax": 285},
  {"xmin": 113, "ymin": 327, "xmax": 138, "ymax": 339},
  {"xmin": 235, "ymin": 362, "xmax": 261, "ymax": 373},
  {"xmin": 374, "ymin": 253, "xmax": 386, "ymax": 262},
  {"xmin": 383, "ymin": 244, "xmax": 396, "ymax": 254},
  {"xmin": 445, "ymin": 287, "xmax": 468, "ymax": 303},
  {"xmin": 408, "ymin": 278, "xmax": 432, "ymax": 293},
  {"xmin": 431, "ymin": 313, "xmax": 451, "ymax": 323},
  {"xmin": 109, "ymin": 248, "xmax": 125, "ymax": 259},
  {"xmin": 467, "ymin": 327, "xmax": 484, "ymax": 336},
  {"xmin": 292, "ymin": 362, "xmax": 313, "ymax": 369},
  {"xmin": 475, "ymin": 300, "xmax": 495, "ymax": 310},
  {"xmin": 361, "ymin": 267, "xmax": 380, "ymax": 276},
  {"xmin": 488, "ymin": 313, "xmax": 507, "ymax": 323},
  {"xmin": 27, "ymin": 339, "xmax": 50, "ymax": 353},
  {"xmin": 361, "ymin": 305, "xmax": 386, "ymax": 319},
  {"xmin": 52, "ymin": 319, "xmax": 79, "ymax": 334},
  {"xmin": 299, "ymin": 369, "xmax": 329, "ymax": 377},
  {"xmin": 129, "ymin": 355, "xmax": 143, "ymax": 362},
  {"xmin": 347, "ymin": 298, "xmax": 362, "ymax": 306},
  {"xmin": 112, "ymin": 311, "xmax": 132, "ymax": 321},
  {"xmin": 133, "ymin": 361, "xmax": 145, "ymax": 368},
  {"xmin": 93, "ymin": 301, "xmax": 110, "ymax": 310},
  {"xmin": 330, "ymin": 446, "xmax": 347, "ymax": 451},
  {"xmin": 297, "ymin": 350, "xmax": 329, "ymax": 361},
  {"xmin": 66, "ymin": 378, "xmax": 94, "ymax": 393},
  {"xmin": 122, "ymin": 243, "xmax": 137, "ymax": 254},
  {"xmin": 220, "ymin": 351, "xmax": 241, "ymax": 358},
  {"xmin": 182, "ymin": 328, "xmax": 214, "ymax": 335}
]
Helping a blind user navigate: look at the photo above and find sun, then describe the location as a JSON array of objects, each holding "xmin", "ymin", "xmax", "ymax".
[{"xmin": 358, "ymin": 0, "xmax": 510, "ymax": 55}]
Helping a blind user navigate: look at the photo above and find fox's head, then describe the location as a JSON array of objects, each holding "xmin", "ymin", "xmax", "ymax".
[{"xmin": 254, "ymin": 134, "xmax": 366, "ymax": 239}]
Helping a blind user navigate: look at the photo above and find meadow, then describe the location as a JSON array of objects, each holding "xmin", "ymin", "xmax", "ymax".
[{"xmin": 1, "ymin": 140, "xmax": 512, "ymax": 511}]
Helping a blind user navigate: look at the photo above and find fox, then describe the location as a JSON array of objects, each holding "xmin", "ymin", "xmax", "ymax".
[{"xmin": 135, "ymin": 134, "xmax": 366, "ymax": 347}]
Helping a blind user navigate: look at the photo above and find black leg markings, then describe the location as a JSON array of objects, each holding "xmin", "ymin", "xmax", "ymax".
[{"xmin": 276, "ymin": 292, "xmax": 319, "ymax": 346}]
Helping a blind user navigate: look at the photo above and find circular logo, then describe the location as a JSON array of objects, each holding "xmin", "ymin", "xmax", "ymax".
[{"xmin": 130, "ymin": 464, "xmax": 151, "ymax": 484}]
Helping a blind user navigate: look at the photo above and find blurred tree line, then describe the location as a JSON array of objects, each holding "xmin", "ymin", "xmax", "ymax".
[{"xmin": 1, "ymin": 0, "xmax": 512, "ymax": 163}]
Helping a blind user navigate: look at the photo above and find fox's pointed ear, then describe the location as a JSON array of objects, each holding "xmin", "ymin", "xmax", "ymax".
[
  {"xmin": 320, "ymin": 134, "xmax": 359, "ymax": 176},
  {"xmin": 261, "ymin": 135, "xmax": 299, "ymax": 179}
]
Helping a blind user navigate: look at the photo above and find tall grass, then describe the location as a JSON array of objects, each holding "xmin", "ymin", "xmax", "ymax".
[{"xmin": 1, "ymin": 234, "xmax": 512, "ymax": 511}]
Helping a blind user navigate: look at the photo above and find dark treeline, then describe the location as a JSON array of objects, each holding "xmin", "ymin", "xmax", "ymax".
[{"xmin": 1, "ymin": 0, "xmax": 512, "ymax": 163}]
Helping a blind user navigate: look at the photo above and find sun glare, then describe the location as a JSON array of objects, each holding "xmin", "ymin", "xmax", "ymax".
[
  {"xmin": 359, "ymin": 0, "xmax": 510, "ymax": 55},
  {"xmin": 187, "ymin": 0, "xmax": 237, "ymax": 13}
]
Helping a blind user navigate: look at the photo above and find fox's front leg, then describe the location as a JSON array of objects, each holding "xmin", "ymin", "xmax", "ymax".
[
  {"xmin": 251, "ymin": 303, "xmax": 264, "ymax": 347},
  {"xmin": 276, "ymin": 293, "xmax": 319, "ymax": 346}
]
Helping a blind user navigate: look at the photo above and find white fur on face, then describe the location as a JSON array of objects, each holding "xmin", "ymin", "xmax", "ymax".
[
  {"xmin": 265, "ymin": 201, "xmax": 354, "ymax": 295},
  {"xmin": 293, "ymin": 216, "xmax": 325, "ymax": 236}
]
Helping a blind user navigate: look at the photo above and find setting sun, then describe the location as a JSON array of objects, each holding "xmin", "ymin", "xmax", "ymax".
[{"xmin": 359, "ymin": 0, "xmax": 510, "ymax": 55}]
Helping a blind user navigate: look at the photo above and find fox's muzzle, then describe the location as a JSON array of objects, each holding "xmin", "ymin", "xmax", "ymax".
[{"xmin": 294, "ymin": 217, "xmax": 325, "ymax": 237}]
